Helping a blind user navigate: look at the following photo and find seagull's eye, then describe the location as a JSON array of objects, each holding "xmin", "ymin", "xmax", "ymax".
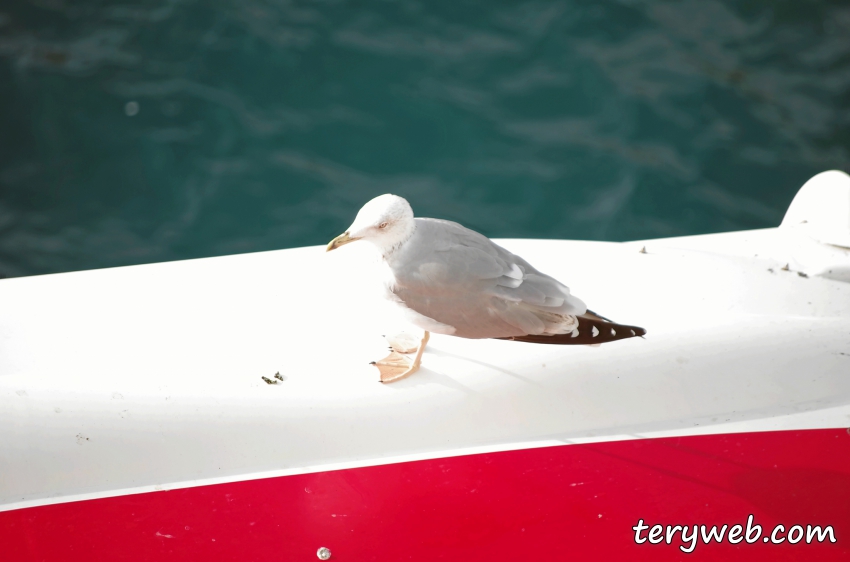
[{"xmin": 378, "ymin": 222, "xmax": 388, "ymax": 229}]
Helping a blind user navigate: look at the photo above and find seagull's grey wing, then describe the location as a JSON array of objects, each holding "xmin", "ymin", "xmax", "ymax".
[{"xmin": 390, "ymin": 219, "xmax": 586, "ymax": 337}]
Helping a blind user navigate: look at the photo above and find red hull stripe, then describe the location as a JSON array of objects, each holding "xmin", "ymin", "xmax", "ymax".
[{"xmin": 3, "ymin": 428, "xmax": 849, "ymax": 561}]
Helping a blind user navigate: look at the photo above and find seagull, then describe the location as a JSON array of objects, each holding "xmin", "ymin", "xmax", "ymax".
[{"xmin": 327, "ymin": 194, "xmax": 645, "ymax": 382}]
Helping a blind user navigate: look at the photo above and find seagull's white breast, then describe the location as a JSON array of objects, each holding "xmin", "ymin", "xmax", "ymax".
[{"xmin": 379, "ymin": 257, "xmax": 457, "ymax": 335}]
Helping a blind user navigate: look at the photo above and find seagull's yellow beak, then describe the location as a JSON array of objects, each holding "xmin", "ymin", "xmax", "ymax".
[{"xmin": 326, "ymin": 231, "xmax": 360, "ymax": 252}]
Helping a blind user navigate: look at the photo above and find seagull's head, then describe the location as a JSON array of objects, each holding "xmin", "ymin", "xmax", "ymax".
[{"xmin": 327, "ymin": 194, "xmax": 415, "ymax": 254}]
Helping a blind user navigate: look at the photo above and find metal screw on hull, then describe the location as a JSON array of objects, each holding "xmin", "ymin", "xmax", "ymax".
[{"xmin": 316, "ymin": 547, "xmax": 331, "ymax": 560}]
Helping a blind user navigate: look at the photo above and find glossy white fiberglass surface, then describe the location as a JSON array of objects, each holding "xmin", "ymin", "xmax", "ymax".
[{"xmin": 1, "ymin": 172, "xmax": 848, "ymax": 510}]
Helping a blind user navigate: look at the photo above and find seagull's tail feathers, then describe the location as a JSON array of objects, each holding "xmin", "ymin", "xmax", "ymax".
[{"xmin": 496, "ymin": 313, "xmax": 646, "ymax": 345}]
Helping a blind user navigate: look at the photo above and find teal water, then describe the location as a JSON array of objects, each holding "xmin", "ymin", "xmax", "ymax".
[{"xmin": 1, "ymin": 0, "xmax": 848, "ymax": 278}]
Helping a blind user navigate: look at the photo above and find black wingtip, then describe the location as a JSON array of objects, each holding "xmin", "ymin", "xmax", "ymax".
[{"xmin": 496, "ymin": 316, "xmax": 646, "ymax": 346}]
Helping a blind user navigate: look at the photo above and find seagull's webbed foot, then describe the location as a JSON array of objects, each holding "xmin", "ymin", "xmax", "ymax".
[
  {"xmin": 372, "ymin": 352, "xmax": 414, "ymax": 382},
  {"xmin": 373, "ymin": 331, "xmax": 430, "ymax": 383},
  {"xmin": 385, "ymin": 332, "xmax": 420, "ymax": 354}
]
